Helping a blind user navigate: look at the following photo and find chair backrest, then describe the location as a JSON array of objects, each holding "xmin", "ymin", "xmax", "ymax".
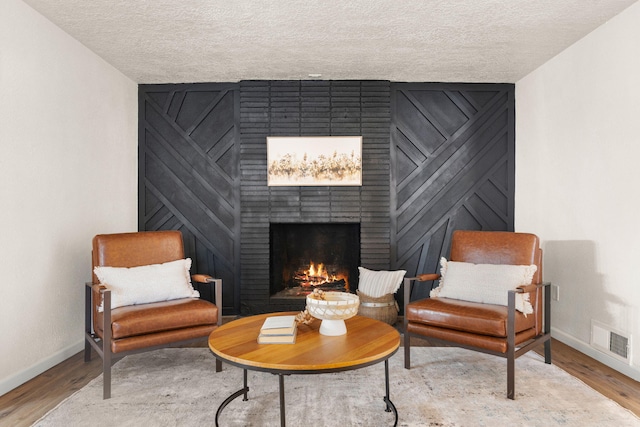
[
  {"xmin": 450, "ymin": 230, "xmax": 542, "ymax": 284},
  {"xmin": 92, "ymin": 230, "xmax": 185, "ymax": 284}
]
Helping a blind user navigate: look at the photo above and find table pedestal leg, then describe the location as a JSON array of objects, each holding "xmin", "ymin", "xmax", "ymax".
[
  {"xmin": 278, "ymin": 374, "xmax": 286, "ymax": 426},
  {"xmin": 215, "ymin": 369, "xmax": 250, "ymax": 427},
  {"xmin": 243, "ymin": 369, "xmax": 248, "ymax": 401},
  {"xmin": 384, "ymin": 359, "xmax": 398, "ymax": 426}
]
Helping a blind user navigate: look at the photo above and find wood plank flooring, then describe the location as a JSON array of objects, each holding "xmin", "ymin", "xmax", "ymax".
[
  {"xmin": 535, "ymin": 339, "xmax": 640, "ymax": 416},
  {"xmin": 1, "ymin": 336, "xmax": 638, "ymax": 427}
]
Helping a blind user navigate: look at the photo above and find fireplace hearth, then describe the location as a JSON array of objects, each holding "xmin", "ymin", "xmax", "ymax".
[{"xmin": 270, "ymin": 223, "xmax": 360, "ymax": 299}]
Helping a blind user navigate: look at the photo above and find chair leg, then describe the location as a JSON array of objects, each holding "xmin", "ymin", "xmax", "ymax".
[
  {"xmin": 84, "ymin": 339, "xmax": 92, "ymax": 362},
  {"xmin": 544, "ymin": 338, "xmax": 552, "ymax": 364},
  {"xmin": 102, "ymin": 290, "xmax": 112, "ymax": 399},
  {"xmin": 543, "ymin": 282, "xmax": 552, "ymax": 365},
  {"xmin": 404, "ymin": 332, "xmax": 411, "ymax": 369},
  {"xmin": 507, "ymin": 350, "xmax": 515, "ymax": 400},
  {"xmin": 507, "ymin": 290, "xmax": 516, "ymax": 399},
  {"xmin": 103, "ymin": 350, "xmax": 111, "ymax": 400},
  {"xmin": 84, "ymin": 283, "xmax": 93, "ymax": 362},
  {"xmin": 403, "ymin": 278, "xmax": 412, "ymax": 370}
]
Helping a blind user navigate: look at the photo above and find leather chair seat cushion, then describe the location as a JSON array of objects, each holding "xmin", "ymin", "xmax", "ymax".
[
  {"xmin": 406, "ymin": 297, "xmax": 536, "ymax": 338},
  {"xmin": 95, "ymin": 298, "xmax": 218, "ymax": 340},
  {"xmin": 407, "ymin": 321, "xmax": 538, "ymax": 354},
  {"xmin": 110, "ymin": 324, "xmax": 216, "ymax": 354}
]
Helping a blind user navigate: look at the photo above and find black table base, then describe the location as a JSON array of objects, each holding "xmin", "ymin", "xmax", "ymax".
[{"xmin": 215, "ymin": 359, "xmax": 398, "ymax": 427}]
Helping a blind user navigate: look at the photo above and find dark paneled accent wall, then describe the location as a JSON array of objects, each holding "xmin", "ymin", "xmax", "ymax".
[
  {"xmin": 239, "ymin": 80, "xmax": 391, "ymax": 314},
  {"xmin": 391, "ymin": 83, "xmax": 515, "ymax": 307},
  {"xmin": 138, "ymin": 81, "xmax": 514, "ymax": 315},
  {"xmin": 139, "ymin": 84, "xmax": 241, "ymax": 314}
]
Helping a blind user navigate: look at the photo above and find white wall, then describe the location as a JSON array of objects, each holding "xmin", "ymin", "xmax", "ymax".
[
  {"xmin": 0, "ymin": 0, "xmax": 138, "ymax": 395},
  {"xmin": 516, "ymin": 2, "xmax": 640, "ymax": 380}
]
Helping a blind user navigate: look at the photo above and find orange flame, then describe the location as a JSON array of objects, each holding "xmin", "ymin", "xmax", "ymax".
[
  {"xmin": 293, "ymin": 261, "xmax": 348, "ymax": 292},
  {"xmin": 306, "ymin": 262, "xmax": 329, "ymax": 280}
]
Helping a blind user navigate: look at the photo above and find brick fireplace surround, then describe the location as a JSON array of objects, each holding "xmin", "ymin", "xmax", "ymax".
[{"xmin": 239, "ymin": 81, "xmax": 392, "ymax": 314}]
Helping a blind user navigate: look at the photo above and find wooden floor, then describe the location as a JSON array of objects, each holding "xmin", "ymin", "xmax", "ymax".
[{"xmin": 1, "ymin": 336, "xmax": 639, "ymax": 426}]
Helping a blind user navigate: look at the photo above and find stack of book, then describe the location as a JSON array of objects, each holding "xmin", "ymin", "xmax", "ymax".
[{"xmin": 257, "ymin": 315, "xmax": 297, "ymax": 344}]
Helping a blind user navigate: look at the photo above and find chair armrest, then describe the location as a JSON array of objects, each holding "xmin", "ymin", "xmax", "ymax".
[
  {"xmin": 415, "ymin": 273, "xmax": 441, "ymax": 282},
  {"xmin": 85, "ymin": 282, "xmax": 111, "ymax": 340},
  {"xmin": 403, "ymin": 273, "xmax": 440, "ymax": 332},
  {"xmin": 192, "ymin": 274, "xmax": 223, "ymax": 326},
  {"xmin": 87, "ymin": 282, "xmax": 108, "ymax": 310},
  {"xmin": 192, "ymin": 274, "xmax": 213, "ymax": 283},
  {"xmin": 403, "ymin": 274, "xmax": 441, "ymax": 307},
  {"xmin": 515, "ymin": 282, "xmax": 551, "ymax": 293},
  {"xmin": 85, "ymin": 281, "xmax": 107, "ymax": 291},
  {"xmin": 515, "ymin": 284, "xmax": 537, "ymax": 293},
  {"xmin": 95, "ymin": 284, "xmax": 110, "ymax": 310},
  {"xmin": 510, "ymin": 282, "xmax": 551, "ymax": 337}
]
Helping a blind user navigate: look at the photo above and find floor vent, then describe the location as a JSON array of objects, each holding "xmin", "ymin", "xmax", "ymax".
[{"xmin": 591, "ymin": 320, "xmax": 631, "ymax": 363}]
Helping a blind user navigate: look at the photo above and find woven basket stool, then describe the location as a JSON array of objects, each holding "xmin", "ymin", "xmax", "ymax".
[{"xmin": 356, "ymin": 290, "xmax": 398, "ymax": 325}]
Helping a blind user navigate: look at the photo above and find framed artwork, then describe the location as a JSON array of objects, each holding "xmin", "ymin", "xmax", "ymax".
[{"xmin": 267, "ymin": 136, "xmax": 362, "ymax": 186}]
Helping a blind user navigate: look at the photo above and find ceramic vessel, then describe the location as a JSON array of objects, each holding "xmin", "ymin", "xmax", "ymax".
[{"xmin": 306, "ymin": 292, "xmax": 360, "ymax": 336}]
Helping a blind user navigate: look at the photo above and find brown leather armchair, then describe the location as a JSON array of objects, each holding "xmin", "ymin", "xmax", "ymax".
[
  {"xmin": 403, "ymin": 230, "xmax": 551, "ymax": 399},
  {"xmin": 84, "ymin": 230, "xmax": 223, "ymax": 399}
]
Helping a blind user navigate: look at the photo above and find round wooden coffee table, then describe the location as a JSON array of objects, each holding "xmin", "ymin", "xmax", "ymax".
[{"xmin": 208, "ymin": 312, "xmax": 400, "ymax": 427}]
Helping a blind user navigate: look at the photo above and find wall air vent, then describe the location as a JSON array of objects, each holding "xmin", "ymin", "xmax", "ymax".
[
  {"xmin": 609, "ymin": 332, "xmax": 629, "ymax": 359},
  {"xmin": 591, "ymin": 320, "xmax": 631, "ymax": 364}
]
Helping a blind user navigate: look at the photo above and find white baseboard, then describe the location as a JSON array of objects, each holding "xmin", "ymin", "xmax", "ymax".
[
  {"xmin": 0, "ymin": 340, "xmax": 85, "ymax": 397},
  {"xmin": 551, "ymin": 327, "xmax": 640, "ymax": 382}
]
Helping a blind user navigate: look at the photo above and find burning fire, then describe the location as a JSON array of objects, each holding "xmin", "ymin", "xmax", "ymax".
[
  {"xmin": 294, "ymin": 261, "xmax": 348, "ymax": 289},
  {"xmin": 306, "ymin": 262, "xmax": 330, "ymax": 281}
]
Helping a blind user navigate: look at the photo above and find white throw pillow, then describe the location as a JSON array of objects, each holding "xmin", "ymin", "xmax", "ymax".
[
  {"xmin": 358, "ymin": 267, "xmax": 407, "ymax": 298},
  {"xmin": 430, "ymin": 258, "xmax": 536, "ymax": 314},
  {"xmin": 94, "ymin": 258, "xmax": 200, "ymax": 311}
]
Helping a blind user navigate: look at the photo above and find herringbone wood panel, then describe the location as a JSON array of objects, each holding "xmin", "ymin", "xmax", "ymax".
[
  {"xmin": 139, "ymin": 84, "xmax": 241, "ymax": 313},
  {"xmin": 391, "ymin": 83, "xmax": 515, "ymax": 304}
]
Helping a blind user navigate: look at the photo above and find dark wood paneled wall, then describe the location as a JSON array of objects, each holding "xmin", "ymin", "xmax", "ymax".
[
  {"xmin": 139, "ymin": 84, "xmax": 241, "ymax": 313},
  {"xmin": 391, "ymin": 83, "xmax": 515, "ymax": 307},
  {"xmin": 139, "ymin": 81, "xmax": 514, "ymax": 315}
]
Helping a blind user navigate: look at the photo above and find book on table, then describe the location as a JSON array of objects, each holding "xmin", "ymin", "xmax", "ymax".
[
  {"xmin": 258, "ymin": 315, "xmax": 297, "ymax": 344},
  {"xmin": 258, "ymin": 327, "xmax": 297, "ymax": 344},
  {"xmin": 259, "ymin": 315, "xmax": 297, "ymax": 335}
]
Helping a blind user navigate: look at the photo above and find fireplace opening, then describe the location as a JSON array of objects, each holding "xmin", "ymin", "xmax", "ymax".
[{"xmin": 270, "ymin": 223, "xmax": 361, "ymax": 299}]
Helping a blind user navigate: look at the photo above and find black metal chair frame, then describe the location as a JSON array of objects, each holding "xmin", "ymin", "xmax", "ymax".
[
  {"xmin": 403, "ymin": 277, "xmax": 552, "ymax": 399},
  {"xmin": 84, "ymin": 278, "xmax": 223, "ymax": 399}
]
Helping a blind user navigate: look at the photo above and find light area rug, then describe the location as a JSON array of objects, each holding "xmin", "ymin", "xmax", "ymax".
[{"xmin": 34, "ymin": 347, "xmax": 639, "ymax": 427}]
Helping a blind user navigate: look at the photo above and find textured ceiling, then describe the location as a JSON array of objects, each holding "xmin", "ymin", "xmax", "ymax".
[{"xmin": 23, "ymin": 0, "xmax": 638, "ymax": 84}]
